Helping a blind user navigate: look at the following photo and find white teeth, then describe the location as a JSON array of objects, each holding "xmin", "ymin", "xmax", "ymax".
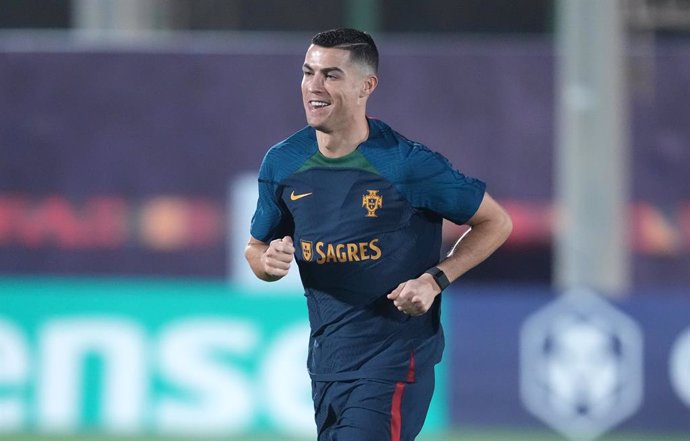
[{"xmin": 311, "ymin": 101, "xmax": 330, "ymax": 108}]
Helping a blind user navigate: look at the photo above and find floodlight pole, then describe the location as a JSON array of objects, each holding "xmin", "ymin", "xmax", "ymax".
[
  {"xmin": 554, "ymin": 0, "xmax": 631, "ymax": 296},
  {"xmin": 346, "ymin": 0, "xmax": 381, "ymax": 33},
  {"xmin": 72, "ymin": 0, "xmax": 172, "ymax": 35}
]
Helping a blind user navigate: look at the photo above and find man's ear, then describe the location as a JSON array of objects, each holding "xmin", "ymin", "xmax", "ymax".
[{"xmin": 360, "ymin": 74, "xmax": 378, "ymax": 98}]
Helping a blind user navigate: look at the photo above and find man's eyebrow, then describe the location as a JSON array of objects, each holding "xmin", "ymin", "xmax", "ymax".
[{"xmin": 302, "ymin": 64, "xmax": 345, "ymax": 74}]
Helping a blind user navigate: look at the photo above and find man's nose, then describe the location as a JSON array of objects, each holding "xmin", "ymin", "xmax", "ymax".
[{"xmin": 308, "ymin": 74, "xmax": 325, "ymax": 92}]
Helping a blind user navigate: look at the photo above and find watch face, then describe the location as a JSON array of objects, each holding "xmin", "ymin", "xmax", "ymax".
[
  {"xmin": 426, "ymin": 267, "xmax": 448, "ymax": 290},
  {"xmin": 434, "ymin": 268, "xmax": 449, "ymax": 290}
]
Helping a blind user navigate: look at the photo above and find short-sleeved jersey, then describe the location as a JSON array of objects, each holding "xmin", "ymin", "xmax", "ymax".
[{"xmin": 251, "ymin": 118, "xmax": 486, "ymax": 382}]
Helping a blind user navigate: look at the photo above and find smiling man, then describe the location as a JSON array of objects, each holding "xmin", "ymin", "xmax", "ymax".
[{"xmin": 245, "ymin": 29, "xmax": 512, "ymax": 441}]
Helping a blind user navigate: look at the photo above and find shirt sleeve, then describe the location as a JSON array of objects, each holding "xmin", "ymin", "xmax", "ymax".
[
  {"xmin": 249, "ymin": 155, "xmax": 294, "ymax": 243},
  {"xmin": 399, "ymin": 144, "xmax": 486, "ymax": 225}
]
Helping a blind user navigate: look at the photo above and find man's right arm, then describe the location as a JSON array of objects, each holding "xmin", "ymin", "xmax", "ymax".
[{"xmin": 245, "ymin": 235, "xmax": 295, "ymax": 282}]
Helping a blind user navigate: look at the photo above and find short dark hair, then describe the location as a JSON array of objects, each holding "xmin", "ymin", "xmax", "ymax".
[{"xmin": 311, "ymin": 28, "xmax": 379, "ymax": 73}]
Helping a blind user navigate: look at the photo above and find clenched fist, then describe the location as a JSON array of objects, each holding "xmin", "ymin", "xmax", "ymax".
[
  {"xmin": 261, "ymin": 236, "xmax": 295, "ymax": 278},
  {"xmin": 386, "ymin": 273, "xmax": 441, "ymax": 316}
]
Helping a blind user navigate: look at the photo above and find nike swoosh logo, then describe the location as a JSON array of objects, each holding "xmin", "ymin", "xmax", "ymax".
[{"xmin": 290, "ymin": 191, "xmax": 313, "ymax": 201}]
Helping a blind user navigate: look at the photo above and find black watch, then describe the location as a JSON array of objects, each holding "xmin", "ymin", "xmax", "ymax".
[{"xmin": 425, "ymin": 267, "xmax": 450, "ymax": 291}]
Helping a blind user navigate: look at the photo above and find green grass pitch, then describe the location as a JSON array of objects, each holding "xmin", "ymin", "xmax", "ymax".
[{"xmin": 1, "ymin": 429, "xmax": 688, "ymax": 441}]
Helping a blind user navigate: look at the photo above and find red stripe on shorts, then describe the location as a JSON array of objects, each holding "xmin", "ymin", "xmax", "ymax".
[
  {"xmin": 390, "ymin": 381, "xmax": 405, "ymax": 441},
  {"xmin": 391, "ymin": 351, "xmax": 416, "ymax": 440},
  {"xmin": 407, "ymin": 351, "xmax": 416, "ymax": 383}
]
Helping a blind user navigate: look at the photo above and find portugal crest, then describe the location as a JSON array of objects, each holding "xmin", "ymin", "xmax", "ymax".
[
  {"xmin": 362, "ymin": 190, "xmax": 383, "ymax": 218},
  {"xmin": 300, "ymin": 240, "xmax": 313, "ymax": 262}
]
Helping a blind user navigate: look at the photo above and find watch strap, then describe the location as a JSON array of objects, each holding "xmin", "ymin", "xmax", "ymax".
[{"xmin": 425, "ymin": 267, "xmax": 450, "ymax": 291}]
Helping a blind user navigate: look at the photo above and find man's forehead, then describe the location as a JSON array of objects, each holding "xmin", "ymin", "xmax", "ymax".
[{"xmin": 303, "ymin": 44, "xmax": 352, "ymax": 68}]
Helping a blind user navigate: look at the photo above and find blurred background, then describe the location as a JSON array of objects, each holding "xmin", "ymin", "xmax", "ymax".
[{"xmin": 0, "ymin": 1, "xmax": 689, "ymax": 440}]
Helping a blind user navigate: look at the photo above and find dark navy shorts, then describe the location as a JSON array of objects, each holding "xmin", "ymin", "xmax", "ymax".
[{"xmin": 311, "ymin": 369, "xmax": 435, "ymax": 441}]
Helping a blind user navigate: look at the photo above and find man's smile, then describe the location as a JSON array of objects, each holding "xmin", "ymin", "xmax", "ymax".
[{"xmin": 309, "ymin": 100, "xmax": 331, "ymax": 109}]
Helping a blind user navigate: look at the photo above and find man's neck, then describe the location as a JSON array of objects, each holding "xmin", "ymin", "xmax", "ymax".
[{"xmin": 316, "ymin": 118, "xmax": 369, "ymax": 159}]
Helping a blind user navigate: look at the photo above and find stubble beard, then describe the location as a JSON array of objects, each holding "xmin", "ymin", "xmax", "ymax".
[{"xmin": 306, "ymin": 113, "xmax": 334, "ymax": 134}]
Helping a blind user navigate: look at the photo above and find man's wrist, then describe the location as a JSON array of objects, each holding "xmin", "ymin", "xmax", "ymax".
[{"xmin": 424, "ymin": 267, "xmax": 450, "ymax": 292}]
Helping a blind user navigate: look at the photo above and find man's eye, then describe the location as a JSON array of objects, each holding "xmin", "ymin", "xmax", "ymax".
[
  {"xmin": 303, "ymin": 71, "xmax": 313, "ymax": 76},
  {"xmin": 326, "ymin": 74, "xmax": 336, "ymax": 79}
]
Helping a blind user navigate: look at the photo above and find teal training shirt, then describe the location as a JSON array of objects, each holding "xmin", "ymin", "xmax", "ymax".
[{"xmin": 251, "ymin": 118, "xmax": 486, "ymax": 382}]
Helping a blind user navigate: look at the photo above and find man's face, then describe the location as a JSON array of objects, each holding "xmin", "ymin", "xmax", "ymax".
[{"xmin": 301, "ymin": 44, "xmax": 373, "ymax": 133}]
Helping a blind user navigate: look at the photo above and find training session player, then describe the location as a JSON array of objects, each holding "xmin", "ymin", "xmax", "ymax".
[{"xmin": 245, "ymin": 28, "xmax": 512, "ymax": 441}]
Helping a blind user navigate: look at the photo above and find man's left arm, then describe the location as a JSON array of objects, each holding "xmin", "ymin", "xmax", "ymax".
[{"xmin": 387, "ymin": 192, "xmax": 512, "ymax": 315}]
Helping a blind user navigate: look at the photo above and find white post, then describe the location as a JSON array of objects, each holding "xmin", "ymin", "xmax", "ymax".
[
  {"xmin": 72, "ymin": 0, "xmax": 172, "ymax": 36},
  {"xmin": 554, "ymin": 0, "xmax": 631, "ymax": 295}
]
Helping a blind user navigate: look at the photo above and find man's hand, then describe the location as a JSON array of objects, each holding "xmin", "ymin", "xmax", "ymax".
[
  {"xmin": 262, "ymin": 236, "xmax": 295, "ymax": 278},
  {"xmin": 386, "ymin": 273, "xmax": 441, "ymax": 316},
  {"xmin": 245, "ymin": 235, "xmax": 295, "ymax": 282}
]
